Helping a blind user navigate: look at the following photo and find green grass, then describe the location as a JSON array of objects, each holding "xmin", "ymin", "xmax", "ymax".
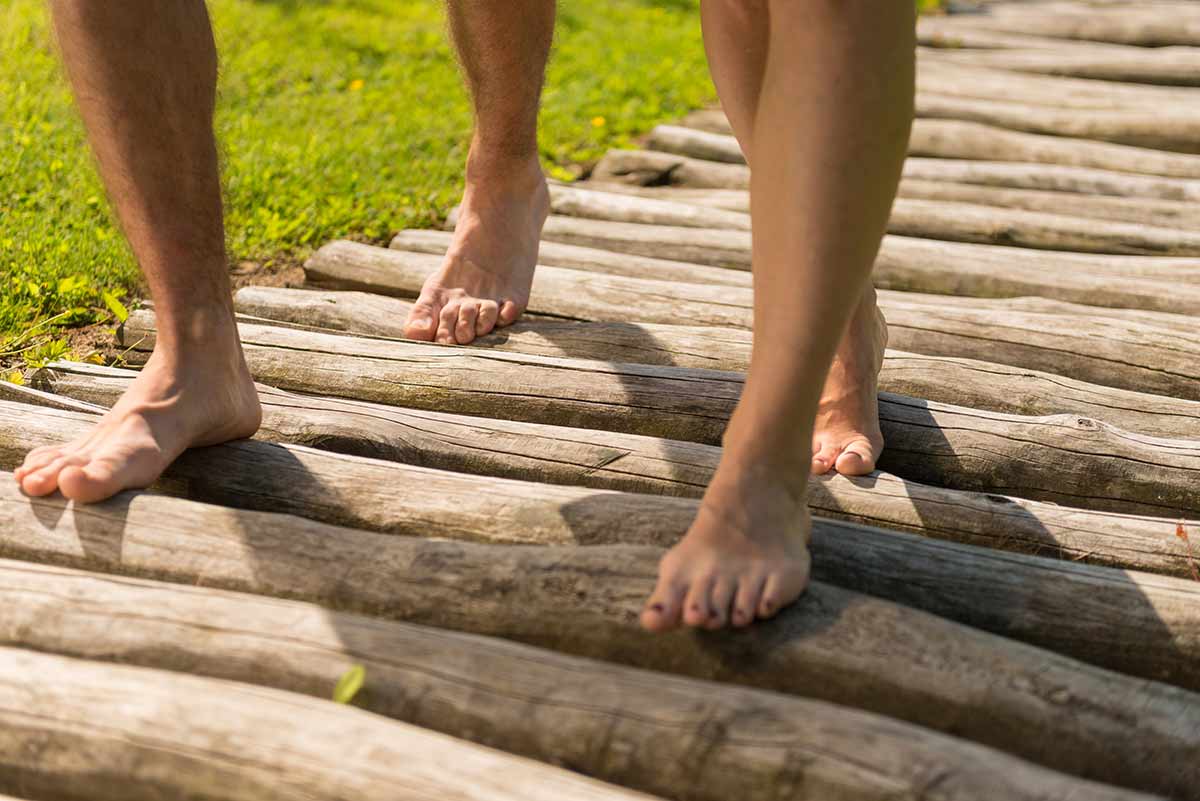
[{"xmin": 0, "ymin": 0, "xmax": 715, "ymax": 363}]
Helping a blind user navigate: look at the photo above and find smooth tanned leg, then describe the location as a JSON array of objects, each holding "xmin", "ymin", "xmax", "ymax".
[
  {"xmin": 403, "ymin": 0, "xmax": 555, "ymax": 345},
  {"xmin": 642, "ymin": 0, "xmax": 914, "ymax": 632},
  {"xmin": 16, "ymin": 1, "xmax": 260, "ymax": 503}
]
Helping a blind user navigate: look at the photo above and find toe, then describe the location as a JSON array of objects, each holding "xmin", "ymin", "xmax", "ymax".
[
  {"xmin": 704, "ymin": 577, "xmax": 737, "ymax": 630},
  {"xmin": 731, "ymin": 573, "xmax": 767, "ymax": 628},
  {"xmin": 497, "ymin": 300, "xmax": 522, "ymax": 328},
  {"xmin": 641, "ymin": 578, "xmax": 688, "ymax": 633},
  {"xmin": 455, "ymin": 303, "xmax": 479, "ymax": 345},
  {"xmin": 682, "ymin": 575, "xmax": 715, "ymax": 628},
  {"xmin": 757, "ymin": 562, "xmax": 811, "ymax": 621},
  {"xmin": 476, "ymin": 300, "xmax": 500, "ymax": 337},
  {"xmin": 58, "ymin": 460, "xmax": 126, "ymax": 504},
  {"xmin": 435, "ymin": 302, "xmax": 460, "ymax": 345},
  {"xmin": 403, "ymin": 299, "xmax": 441, "ymax": 341},
  {"xmin": 811, "ymin": 441, "xmax": 840, "ymax": 476},
  {"xmin": 20, "ymin": 453, "xmax": 87, "ymax": 497},
  {"xmin": 834, "ymin": 437, "xmax": 881, "ymax": 476},
  {"xmin": 15, "ymin": 447, "xmax": 62, "ymax": 480}
]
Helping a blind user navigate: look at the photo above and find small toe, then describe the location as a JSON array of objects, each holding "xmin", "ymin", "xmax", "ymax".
[
  {"xmin": 682, "ymin": 575, "xmax": 715, "ymax": 628},
  {"xmin": 704, "ymin": 578, "xmax": 737, "ymax": 630},
  {"xmin": 731, "ymin": 574, "xmax": 767, "ymax": 628},
  {"xmin": 834, "ymin": 438, "xmax": 881, "ymax": 476},
  {"xmin": 641, "ymin": 580, "xmax": 687, "ymax": 633},
  {"xmin": 20, "ymin": 453, "xmax": 86, "ymax": 497},
  {"xmin": 497, "ymin": 300, "xmax": 521, "ymax": 327},
  {"xmin": 15, "ymin": 447, "xmax": 62, "ymax": 480},
  {"xmin": 476, "ymin": 300, "xmax": 500, "ymax": 337},
  {"xmin": 435, "ymin": 303, "xmax": 460, "ymax": 345},
  {"xmin": 403, "ymin": 300, "xmax": 441, "ymax": 341},
  {"xmin": 455, "ymin": 303, "xmax": 479, "ymax": 345}
]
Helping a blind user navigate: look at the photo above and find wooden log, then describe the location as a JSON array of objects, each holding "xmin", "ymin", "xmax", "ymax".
[
  {"xmin": 652, "ymin": 120, "xmax": 1200, "ymax": 180},
  {"xmin": 106, "ymin": 316, "xmax": 1200, "ymax": 516},
  {"xmin": 915, "ymin": 92, "xmax": 1200, "ymax": 154},
  {"xmin": 593, "ymin": 147, "xmax": 1200, "ymax": 203},
  {"xmin": 897, "ymin": 178, "xmax": 1200, "ymax": 230},
  {"xmin": 0, "ymin": 646, "xmax": 654, "ymax": 801},
  {"xmin": 547, "ymin": 181, "xmax": 1200, "ymax": 256},
  {"xmin": 964, "ymin": 7, "xmax": 1200, "ymax": 47},
  {"xmin": 1, "ymin": 475, "xmax": 1198, "ymax": 798},
  {"xmin": 549, "ymin": 183, "xmax": 750, "ymax": 231},
  {"xmin": 234, "ymin": 286, "xmax": 414, "ymax": 339},
  {"xmin": 6, "ymin": 561, "xmax": 1165, "ymax": 801},
  {"xmin": 917, "ymin": 17, "xmax": 1115, "ymax": 50},
  {"xmin": 931, "ymin": 46, "xmax": 1200, "ymax": 87},
  {"xmin": 429, "ymin": 214, "xmax": 1200, "ymax": 313},
  {"xmin": 18, "ymin": 369, "xmax": 1200, "ymax": 579},
  {"xmin": 569, "ymin": 179, "xmax": 1200, "ymax": 232},
  {"xmin": 915, "ymin": 60, "xmax": 1200, "ymax": 111}
]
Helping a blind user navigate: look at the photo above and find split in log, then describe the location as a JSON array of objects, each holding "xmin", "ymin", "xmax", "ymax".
[
  {"xmin": 401, "ymin": 214, "xmax": 1200, "ymax": 313},
  {"xmin": 547, "ymin": 181, "xmax": 1200, "ymax": 256},
  {"xmin": 651, "ymin": 120, "xmax": 1200, "ymax": 180},
  {"xmin": 0, "ymin": 473, "xmax": 1198, "ymax": 798},
  {"xmin": 915, "ymin": 92, "xmax": 1200, "ymax": 154},
  {"xmin": 592, "ymin": 147, "xmax": 1200, "ymax": 203},
  {"xmin": 94, "ymin": 313, "xmax": 1200, "ymax": 516},
  {"xmin": 0, "ymin": 645, "xmax": 655, "ymax": 801},
  {"xmin": 298, "ymin": 240, "xmax": 1200, "ymax": 401},
  {"xmin": 929, "ymin": 46, "xmax": 1200, "ymax": 87},
  {"xmin": 16, "ymin": 371, "xmax": 1200, "ymax": 579},
  {"xmin": 5, "ymin": 559, "xmax": 1165, "ymax": 801}
]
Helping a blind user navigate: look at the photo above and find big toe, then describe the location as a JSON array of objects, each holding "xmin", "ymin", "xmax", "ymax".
[
  {"xmin": 58, "ymin": 455, "xmax": 155, "ymax": 504},
  {"xmin": 403, "ymin": 300, "xmax": 441, "ymax": 341},
  {"xmin": 833, "ymin": 437, "xmax": 882, "ymax": 476}
]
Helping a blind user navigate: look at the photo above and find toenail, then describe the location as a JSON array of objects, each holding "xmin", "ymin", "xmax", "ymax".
[
  {"xmin": 690, "ymin": 603, "xmax": 701, "ymax": 612},
  {"xmin": 650, "ymin": 603, "xmax": 664, "ymax": 613}
]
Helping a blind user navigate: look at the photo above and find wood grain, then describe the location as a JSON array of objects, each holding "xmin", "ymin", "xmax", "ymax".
[
  {"xmin": 14, "ymin": 372, "xmax": 1198, "ymax": 579},
  {"xmin": 4, "ymin": 559, "xmax": 1163, "ymax": 801},
  {"xmin": 0, "ymin": 645, "xmax": 657, "ymax": 801},
  {"xmin": 0, "ymin": 474, "xmax": 1196, "ymax": 797}
]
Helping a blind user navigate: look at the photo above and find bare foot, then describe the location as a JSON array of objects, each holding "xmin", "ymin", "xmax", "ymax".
[
  {"xmin": 641, "ymin": 463, "xmax": 812, "ymax": 632},
  {"xmin": 811, "ymin": 292, "xmax": 888, "ymax": 477},
  {"xmin": 403, "ymin": 156, "xmax": 549, "ymax": 345},
  {"xmin": 14, "ymin": 324, "xmax": 260, "ymax": 503}
]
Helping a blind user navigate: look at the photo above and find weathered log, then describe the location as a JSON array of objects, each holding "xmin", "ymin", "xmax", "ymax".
[
  {"xmin": 568, "ymin": 178, "xmax": 1200, "ymax": 232},
  {"xmin": 17, "ymin": 369, "xmax": 1199, "ymax": 578},
  {"xmin": 1, "ymin": 474, "xmax": 1198, "ymax": 797},
  {"xmin": 898, "ymin": 178, "xmax": 1200, "ymax": 230},
  {"xmin": 106, "ymin": 317, "xmax": 1200, "ymax": 516},
  {"xmin": 931, "ymin": 46, "xmax": 1200, "ymax": 87},
  {"xmin": 392, "ymin": 226, "xmax": 752, "ymax": 286},
  {"xmin": 592, "ymin": 147, "xmax": 1200, "ymax": 204},
  {"xmin": 313, "ymin": 242, "xmax": 1200, "ymax": 396},
  {"xmin": 916, "ymin": 92, "xmax": 1200, "ymax": 154},
  {"xmin": 0, "ymin": 646, "xmax": 654, "ymax": 801},
  {"xmin": 549, "ymin": 183, "xmax": 750, "ymax": 231},
  {"xmin": 6, "ymin": 560, "xmax": 1165, "ymax": 801},
  {"xmin": 234, "ymin": 286, "xmax": 414, "ymax": 339},
  {"xmin": 652, "ymin": 120, "xmax": 1200, "ymax": 180},
  {"xmin": 916, "ymin": 60, "xmax": 1200, "ymax": 111},
  {"xmin": 414, "ymin": 216, "xmax": 1200, "ymax": 313},
  {"xmin": 964, "ymin": 6, "xmax": 1200, "ymax": 47},
  {"xmin": 917, "ymin": 17, "xmax": 1118, "ymax": 50},
  {"xmin": 548, "ymin": 181, "xmax": 1200, "ymax": 256}
]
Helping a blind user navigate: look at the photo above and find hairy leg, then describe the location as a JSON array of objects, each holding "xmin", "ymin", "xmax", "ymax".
[
  {"xmin": 403, "ymin": 0, "xmax": 555, "ymax": 345},
  {"xmin": 643, "ymin": 0, "xmax": 914, "ymax": 632},
  {"xmin": 16, "ymin": 0, "xmax": 259, "ymax": 503},
  {"xmin": 701, "ymin": 0, "xmax": 888, "ymax": 479}
]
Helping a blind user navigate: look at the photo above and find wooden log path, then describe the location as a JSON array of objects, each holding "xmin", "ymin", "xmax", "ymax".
[
  {"xmin": 7, "ymin": 2, "xmax": 1200, "ymax": 797},
  {"xmin": 0, "ymin": 561, "xmax": 1167, "ymax": 801},
  {"xmin": 0, "ymin": 476, "xmax": 1196, "ymax": 799}
]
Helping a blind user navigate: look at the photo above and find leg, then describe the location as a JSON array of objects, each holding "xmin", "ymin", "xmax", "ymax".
[
  {"xmin": 402, "ymin": 0, "xmax": 554, "ymax": 345},
  {"xmin": 15, "ymin": 0, "xmax": 259, "ymax": 503},
  {"xmin": 702, "ymin": 0, "xmax": 888, "ymax": 479},
  {"xmin": 642, "ymin": 0, "xmax": 914, "ymax": 631}
]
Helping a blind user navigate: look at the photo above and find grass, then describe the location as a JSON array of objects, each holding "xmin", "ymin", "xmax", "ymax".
[{"xmin": 0, "ymin": 0, "xmax": 716, "ymax": 370}]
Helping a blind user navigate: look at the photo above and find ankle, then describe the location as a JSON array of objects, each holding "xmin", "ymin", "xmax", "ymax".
[
  {"xmin": 149, "ymin": 302, "xmax": 243, "ymax": 360},
  {"xmin": 464, "ymin": 147, "xmax": 545, "ymax": 192}
]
